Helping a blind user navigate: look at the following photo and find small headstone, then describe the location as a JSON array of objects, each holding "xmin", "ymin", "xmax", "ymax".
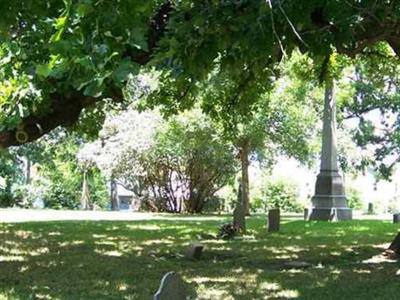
[
  {"xmin": 268, "ymin": 209, "xmax": 280, "ymax": 232},
  {"xmin": 185, "ymin": 243, "xmax": 204, "ymax": 260},
  {"xmin": 393, "ymin": 213, "xmax": 400, "ymax": 224},
  {"xmin": 388, "ymin": 232, "xmax": 400, "ymax": 254},
  {"xmin": 367, "ymin": 203, "xmax": 374, "ymax": 215},
  {"xmin": 154, "ymin": 272, "xmax": 187, "ymax": 300},
  {"xmin": 283, "ymin": 261, "xmax": 312, "ymax": 269}
]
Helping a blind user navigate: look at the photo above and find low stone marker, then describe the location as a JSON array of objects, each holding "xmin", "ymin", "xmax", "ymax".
[
  {"xmin": 388, "ymin": 232, "xmax": 400, "ymax": 255},
  {"xmin": 283, "ymin": 261, "xmax": 312, "ymax": 269},
  {"xmin": 154, "ymin": 272, "xmax": 188, "ymax": 300},
  {"xmin": 393, "ymin": 213, "xmax": 400, "ymax": 224},
  {"xmin": 367, "ymin": 203, "xmax": 374, "ymax": 215},
  {"xmin": 268, "ymin": 209, "xmax": 280, "ymax": 232},
  {"xmin": 185, "ymin": 242, "xmax": 204, "ymax": 260}
]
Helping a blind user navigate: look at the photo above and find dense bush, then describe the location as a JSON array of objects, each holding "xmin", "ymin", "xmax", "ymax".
[
  {"xmin": 250, "ymin": 196, "xmax": 265, "ymax": 213},
  {"xmin": 254, "ymin": 179, "xmax": 302, "ymax": 213},
  {"xmin": 87, "ymin": 110, "xmax": 237, "ymax": 213},
  {"xmin": 202, "ymin": 196, "xmax": 225, "ymax": 213},
  {"xmin": 0, "ymin": 151, "xmax": 24, "ymax": 208},
  {"xmin": 32, "ymin": 133, "xmax": 110, "ymax": 210},
  {"xmin": 346, "ymin": 187, "xmax": 363, "ymax": 210},
  {"xmin": 43, "ymin": 183, "xmax": 80, "ymax": 209},
  {"xmin": 0, "ymin": 186, "xmax": 14, "ymax": 208},
  {"xmin": 387, "ymin": 196, "xmax": 400, "ymax": 214}
]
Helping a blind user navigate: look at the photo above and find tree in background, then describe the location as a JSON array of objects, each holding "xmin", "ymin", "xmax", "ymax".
[
  {"xmin": 335, "ymin": 44, "xmax": 400, "ymax": 179},
  {"xmin": 78, "ymin": 109, "xmax": 161, "ymax": 210},
  {"xmin": 0, "ymin": 150, "xmax": 24, "ymax": 207},
  {"xmin": 81, "ymin": 108, "xmax": 236, "ymax": 213},
  {"xmin": 189, "ymin": 53, "xmax": 320, "ymax": 222},
  {"xmin": 147, "ymin": 111, "xmax": 237, "ymax": 213},
  {"xmin": 22, "ymin": 131, "xmax": 109, "ymax": 210},
  {"xmin": 263, "ymin": 178, "xmax": 302, "ymax": 213}
]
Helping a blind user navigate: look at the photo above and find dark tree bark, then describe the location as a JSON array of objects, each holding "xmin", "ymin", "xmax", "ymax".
[
  {"xmin": 239, "ymin": 140, "xmax": 251, "ymax": 215},
  {"xmin": 0, "ymin": 93, "xmax": 96, "ymax": 148},
  {"xmin": 309, "ymin": 5, "xmax": 400, "ymax": 58},
  {"xmin": 233, "ymin": 183, "xmax": 246, "ymax": 233}
]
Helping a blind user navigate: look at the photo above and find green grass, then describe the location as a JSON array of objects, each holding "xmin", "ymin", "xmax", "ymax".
[{"xmin": 1, "ymin": 215, "xmax": 400, "ymax": 299}]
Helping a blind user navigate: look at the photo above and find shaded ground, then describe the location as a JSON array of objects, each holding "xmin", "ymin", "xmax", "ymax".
[{"xmin": 0, "ymin": 214, "xmax": 399, "ymax": 299}]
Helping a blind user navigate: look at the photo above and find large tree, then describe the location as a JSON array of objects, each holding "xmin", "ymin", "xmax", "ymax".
[{"xmin": 195, "ymin": 53, "xmax": 319, "ymax": 216}]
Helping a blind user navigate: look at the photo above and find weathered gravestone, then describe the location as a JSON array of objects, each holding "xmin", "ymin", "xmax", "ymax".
[
  {"xmin": 154, "ymin": 272, "xmax": 188, "ymax": 300},
  {"xmin": 283, "ymin": 261, "xmax": 312, "ymax": 269},
  {"xmin": 185, "ymin": 243, "xmax": 204, "ymax": 260},
  {"xmin": 368, "ymin": 203, "xmax": 374, "ymax": 215},
  {"xmin": 388, "ymin": 232, "xmax": 400, "ymax": 255},
  {"xmin": 268, "ymin": 209, "xmax": 280, "ymax": 232},
  {"xmin": 393, "ymin": 213, "xmax": 400, "ymax": 224}
]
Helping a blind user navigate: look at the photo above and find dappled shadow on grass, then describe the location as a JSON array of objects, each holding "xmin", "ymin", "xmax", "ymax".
[{"xmin": 0, "ymin": 217, "xmax": 400, "ymax": 299}]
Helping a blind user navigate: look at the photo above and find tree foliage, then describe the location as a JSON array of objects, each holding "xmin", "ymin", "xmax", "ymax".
[
  {"xmin": 82, "ymin": 108, "xmax": 236, "ymax": 213},
  {"xmin": 31, "ymin": 131, "xmax": 108, "ymax": 209},
  {"xmin": 146, "ymin": 111, "xmax": 236, "ymax": 213},
  {"xmin": 1, "ymin": 1, "xmax": 400, "ymax": 148},
  {"xmin": 262, "ymin": 178, "xmax": 302, "ymax": 213},
  {"xmin": 0, "ymin": 150, "xmax": 24, "ymax": 207}
]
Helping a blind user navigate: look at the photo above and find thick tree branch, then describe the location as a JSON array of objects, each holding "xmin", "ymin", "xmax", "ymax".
[
  {"xmin": 0, "ymin": 93, "xmax": 97, "ymax": 148},
  {"xmin": 310, "ymin": 5, "xmax": 400, "ymax": 57},
  {"xmin": 0, "ymin": 2, "xmax": 173, "ymax": 148}
]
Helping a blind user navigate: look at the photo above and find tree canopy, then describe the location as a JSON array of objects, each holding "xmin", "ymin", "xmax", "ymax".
[{"xmin": 1, "ymin": 1, "xmax": 400, "ymax": 148}]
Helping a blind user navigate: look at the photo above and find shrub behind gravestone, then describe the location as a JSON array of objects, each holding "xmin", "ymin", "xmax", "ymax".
[
  {"xmin": 0, "ymin": 189, "xmax": 13, "ymax": 208},
  {"xmin": 262, "ymin": 179, "xmax": 302, "ymax": 213},
  {"xmin": 387, "ymin": 196, "xmax": 400, "ymax": 214},
  {"xmin": 202, "ymin": 196, "xmax": 224, "ymax": 213},
  {"xmin": 346, "ymin": 187, "xmax": 362, "ymax": 210}
]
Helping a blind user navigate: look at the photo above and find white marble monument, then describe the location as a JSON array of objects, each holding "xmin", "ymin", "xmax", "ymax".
[{"xmin": 308, "ymin": 79, "xmax": 352, "ymax": 221}]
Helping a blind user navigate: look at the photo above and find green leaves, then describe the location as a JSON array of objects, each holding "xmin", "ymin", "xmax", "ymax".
[
  {"xmin": 83, "ymin": 78, "xmax": 105, "ymax": 98},
  {"xmin": 36, "ymin": 64, "xmax": 52, "ymax": 78},
  {"xmin": 113, "ymin": 59, "xmax": 139, "ymax": 83},
  {"xmin": 36, "ymin": 55, "xmax": 68, "ymax": 79},
  {"xmin": 76, "ymin": 3, "xmax": 94, "ymax": 18},
  {"xmin": 50, "ymin": 0, "xmax": 71, "ymax": 43},
  {"xmin": 129, "ymin": 28, "xmax": 148, "ymax": 51}
]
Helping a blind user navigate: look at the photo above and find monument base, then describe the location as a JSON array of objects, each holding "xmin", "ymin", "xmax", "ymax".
[
  {"xmin": 308, "ymin": 170, "xmax": 351, "ymax": 221},
  {"xmin": 306, "ymin": 207, "xmax": 352, "ymax": 221}
]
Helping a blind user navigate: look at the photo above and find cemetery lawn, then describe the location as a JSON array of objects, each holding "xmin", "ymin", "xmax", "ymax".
[{"xmin": 1, "ymin": 215, "xmax": 400, "ymax": 300}]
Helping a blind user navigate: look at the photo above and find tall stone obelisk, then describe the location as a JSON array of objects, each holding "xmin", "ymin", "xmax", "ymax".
[{"xmin": 308, "ymin": 78, "xmax": 352, "ymax": 221}]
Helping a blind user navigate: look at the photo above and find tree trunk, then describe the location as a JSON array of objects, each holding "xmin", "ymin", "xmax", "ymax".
[
  {"xmin": 233, "ymin": 183, "xmax": 246, "ymax": 233},
  {"xmin": 110, "ymin": 178, "xmax": 119, "ymax": 211},
  {"xmin": 80, "ymin": 170, "xmax": 91, "ymax": 210},
  {"xmin": 239, "ymin": 140, "xmax": 251, "ymax": 215},
  {"xmin": 25, "ymin": 158, "xmax": 31, "ymax": 185}
]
